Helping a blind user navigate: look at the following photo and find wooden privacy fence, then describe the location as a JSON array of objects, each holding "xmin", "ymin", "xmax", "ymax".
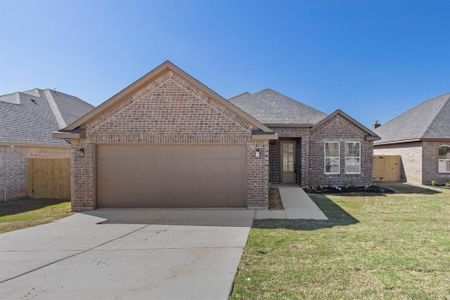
[
  {"xmin": 28, "ymin": 158, "xmax": 71, "ymax": 200},
  {"xmin": 373, "ymin": 155, "xmax": 401, "ymax": 182}
]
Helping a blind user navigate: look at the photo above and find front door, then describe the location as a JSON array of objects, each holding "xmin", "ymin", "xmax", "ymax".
[{"xmin": 281, "ymin": 141, "xmax": 296, "ymax": 183}]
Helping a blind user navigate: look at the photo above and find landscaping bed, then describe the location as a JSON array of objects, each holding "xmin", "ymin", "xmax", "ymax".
[
  {"xmin": 269, "ymin": 187, "xmax": 283, "ymax": 210},
  {"xmin": 305, "ymin": 185, "xmax": 394, "ymax": 194}
]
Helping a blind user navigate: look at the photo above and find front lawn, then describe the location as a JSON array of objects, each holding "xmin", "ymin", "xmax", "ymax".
[
  {"xmin": 0, "ymin": 198, "xmax": 71, "ymax": 234},
  {"xmin": 232, "ymin": 185, "xmax": 450, "ymax": 299}
]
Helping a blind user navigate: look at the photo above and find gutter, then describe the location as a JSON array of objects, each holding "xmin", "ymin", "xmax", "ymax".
[
  {"xmin": 375, "ymin": 137, "xmax": 450, "ymax": 146},
  {"xmin": 0, "ymin": 142, "xmax": 70, "ymax": 148},
  {"xmin": 265, "ymin": 123, "xmax": 313, "ymax": 128}
]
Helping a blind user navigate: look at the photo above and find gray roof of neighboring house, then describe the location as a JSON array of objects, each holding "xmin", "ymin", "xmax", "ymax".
[
  {"xmin": 374, "ymin": 93, "xmax": 450, "ymax": 144},
  {"xmin": 0, "ymin": 89, "xmax": 94, "ymax": 146},
  {"xmin": 229, "ymin": 89, "xmax": 327, "ymax": 125}
]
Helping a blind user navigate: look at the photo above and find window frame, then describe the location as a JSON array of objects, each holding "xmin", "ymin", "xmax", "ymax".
[
  {"xmin": 345, "ymin": 141, "xmax": 361, "ymax": 175},
  {"xmin": 438, "ymin": 145, "xmax": 450, "ymax": 174},
  {"xmin": 324, "ymin": 141, "xmax": 340, "ymax": 175}
]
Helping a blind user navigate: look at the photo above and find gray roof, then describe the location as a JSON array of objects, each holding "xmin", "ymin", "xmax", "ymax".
[
  {"xmin": 0, "ymin": 89, "xmax": 94, "ymax": 146},
  {"xmin": 229, "ymin": 89, "xmax": 327, "ymax": 125},
  {"xmin": 374, "ymin": 93, "xmax": 450, "ymax": 144}
]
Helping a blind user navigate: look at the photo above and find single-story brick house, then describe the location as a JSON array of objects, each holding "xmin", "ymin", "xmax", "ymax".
[
  {"xmin": 0, "ymin": 89, "xmax": 93, "ymax": 200},
  {"xmin": 374, "ymin": 93, "xmax": 450, "ymax": 185},
  {"xmin": 55, "ymin": 61, "xmax": 379, "ymax": 211}
]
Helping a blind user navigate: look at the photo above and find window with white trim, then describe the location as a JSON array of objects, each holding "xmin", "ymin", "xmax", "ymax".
[
  {"xmin": 324, "ymin": 141, "xmax": 340, "ymax": 174},
  {"xmin": 345, "ymin": 141, "xmax": 361, "ymax": 174},
  {"xmin": 438, "ymin": 145, "xmax": 450, "ymax": 173}
]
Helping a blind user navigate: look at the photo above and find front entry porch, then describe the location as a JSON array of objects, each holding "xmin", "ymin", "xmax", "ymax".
[{"xmin": 269, "ymin": 138, "xmax": 302, "ymax": 185}]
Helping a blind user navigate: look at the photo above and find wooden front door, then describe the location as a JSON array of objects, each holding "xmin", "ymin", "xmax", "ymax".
[{"xmin": 281, "ymin": 141, "xmax": 296, "ymax": 183}]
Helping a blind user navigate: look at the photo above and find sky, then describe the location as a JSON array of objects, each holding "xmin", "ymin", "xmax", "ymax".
[{"xmin": 1, "ymin": 0, "xmax": 449, "ymax": 127}]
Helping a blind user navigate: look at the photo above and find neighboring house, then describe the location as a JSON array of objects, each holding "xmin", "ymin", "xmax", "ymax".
[
  {"xmin": 374, "ymin": 93, "xmax": 450, "ymax": 185},
  {"xmin": 0, "ymin": 89, "xmax": 94, "ymax": 200},
  {"xmin": 54, "ymin": 61, "xmax": 379, "ymax": 211}
]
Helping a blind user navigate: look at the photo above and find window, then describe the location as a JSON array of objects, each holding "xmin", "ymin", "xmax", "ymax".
[
  {"xmin": 438, "ymin": 145, "xmax": 450, "ymax": 173},
  {"xmin": 282, "ymin": 142, "xmax": 295, "ymax": 172},
  {"xmin": 345, "ymin": 141, "xmax": 361, "ymax": 174},
  {"xmin": 324, "ymin": 141, "xmax": 340, "ymax": 174}
]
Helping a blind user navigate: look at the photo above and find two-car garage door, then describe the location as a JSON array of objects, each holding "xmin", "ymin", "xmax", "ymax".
[{"xmin": 97, "ymin": 144, "xmax": 247, "ymax": 208}]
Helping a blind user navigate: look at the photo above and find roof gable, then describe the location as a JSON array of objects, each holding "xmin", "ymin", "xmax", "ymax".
[
  {"xmin": 311, "ymin": 110, "xmax": 379, "ymax": 139},
  {"xmin": 375, "ymin": 93, "xmax": 450, "ymax": 144},
  {"xmin": 229, "ymin": 89, "xmax": 327, "ymax": 125},
  {"xmin": 62, "ymin": 61, "xmax": 272, "ymax": 134}
]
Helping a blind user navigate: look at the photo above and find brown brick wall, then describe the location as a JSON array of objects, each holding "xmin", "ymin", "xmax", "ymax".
[
  {"xmin": 374, "ymin": 142, "xmax": 423, "ymax": 184},
  {"xmin": 0, "ymin": 145, "xmax": 71, "ymax": 200},
  {"xmin": 422, "ymin": 141, "xmax": 450, "ymax": 185},
  {"xmin": 269, "ymin": 117, "xmax": 374, "ymax": 187},
  {"xmin": 309, "ymin": 115, "xmax": 374, "ymax": 187},
  {"xmin": 269, "ymin": 127, "xmax": 310, "ymax": 186},
  {"xmin": 269, "ymin": 140, "xmax": 281, "ymax": 183},
  {"xmin": 69, "ymin": 71, "xmax": 270, "ymax": 210},
  {"xmin": 70, "ymin": 141, "xmax": 96, "ymax": 211},
  {"xmin": 247, "ymin": 140, "xmax": 269, "ymax": 208}
]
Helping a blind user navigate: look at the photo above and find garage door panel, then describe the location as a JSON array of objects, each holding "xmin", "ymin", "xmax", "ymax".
[
  {"xmin": 228, "ymin": 161, "xmax": 246, "ymax": 175},
  {"xmin": 228, "ymin": 192, "xmax": 246, "ymax": 207},
  {"xmin": 97, "ymin": 144, "xmax": 247, "ymax": 208},
  {"xmin": 210, "ymin": 161, "xmax": 227, "ymax": 173}
]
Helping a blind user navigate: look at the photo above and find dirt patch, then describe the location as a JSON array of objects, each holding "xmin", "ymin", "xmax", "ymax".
[{"xmin": 269, "ymin": 187, "xmax": 283, "ymax": 210}]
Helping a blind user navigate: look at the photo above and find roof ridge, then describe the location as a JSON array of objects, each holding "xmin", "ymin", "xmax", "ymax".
[
  {"xmin": 0, "ymin": 92, "xmax": 21, "ymax": 105},
  {"xmin": 43, "ymin": 89, "xmax": 67, "ymax": 128},
  {"xmin": 228, "ymin": 91, "xmax": 251, "ymax": 101},
  {"xmin": 421, "ymin": 93, "xmax": 450, "ymax": 138},
  {"xmin": 44, "ymin": 89, "xmax": 94, "ymax": 108}
]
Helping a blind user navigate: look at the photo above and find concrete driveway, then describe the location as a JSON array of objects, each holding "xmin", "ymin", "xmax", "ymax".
[{"xmin": 0, "ymin": 209, "xmax": 254, "ymax": 300}]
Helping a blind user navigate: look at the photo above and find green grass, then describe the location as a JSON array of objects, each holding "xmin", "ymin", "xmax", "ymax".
[
  {"xmin": 0, "ymin": 198, "xmax": 72, "ymax": 234},
  {"xmin": 232, "ymin": 185, "xmax": 450, "ymax": 299}
]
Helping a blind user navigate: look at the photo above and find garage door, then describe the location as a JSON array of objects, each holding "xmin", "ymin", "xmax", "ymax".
[{"xmin": 97, "ymin": 144, "xmax": 247, "ymax": 208}]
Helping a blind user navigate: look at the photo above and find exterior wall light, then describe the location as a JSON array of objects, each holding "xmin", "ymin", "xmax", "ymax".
[
  {"xmin": 75, "ymin": 148, "xmax": 85, "ymax": 158},
  {"xmin": 255, "ymin": 148, "xmax": 261, "ymax": 158}
]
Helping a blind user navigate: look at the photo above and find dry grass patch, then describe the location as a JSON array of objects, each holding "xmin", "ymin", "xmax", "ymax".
[{"xmin": 0, "ymin": 198, "xmax": 71, "ymax": 233}]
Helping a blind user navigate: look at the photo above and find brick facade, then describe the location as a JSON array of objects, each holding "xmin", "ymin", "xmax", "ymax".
[
  {"xmin": 0, "ymin": 145, "xmax": 71, "ymax": 200},
  {"xmin": 269, "ymin": 127, "xmax": 310, "ymax": 185},
  {"xmin": 269, "ymin": 115, "xmax": 375, "ymax": 187},
  {"xmin": 68, "ymin": 70, "xmax": 270, "ymax": 211},
  {"xmin": 422, "ymin": 141, "xmax": 450, "ymax": 185},
  {"xmin": 309, "ymin": 115, "xmax": 374, "ymax": 187},
  {"xmin": 374, "ymin": 141, "xmax": 450, "ymax": 185}
]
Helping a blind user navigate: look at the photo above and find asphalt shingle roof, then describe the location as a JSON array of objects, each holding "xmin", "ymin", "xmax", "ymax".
[
  {"xmin": 0, "ymin": 89, "xmax": 94, "ymax": 146},
  {"xmin": 374, "ymin": 93, "xmax": 450, "ymax": 144},
  {"xmin": 229, "ymin": 89, "xmax": 327, "ymax": 125}
]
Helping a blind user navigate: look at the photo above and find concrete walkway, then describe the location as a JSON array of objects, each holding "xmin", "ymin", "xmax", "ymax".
[
  {"xmin": 0, "ymin": 209, "xmax": 253, "ymax": 300},
  {"xmin": 255, "ymin": 185, "xmax": 328, "ymax": 220}
]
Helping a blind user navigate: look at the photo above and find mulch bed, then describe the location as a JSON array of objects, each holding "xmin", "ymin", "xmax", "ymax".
[
  {"xmin": 269, "ymin": 187, "xmax": 284, "ymax": 210},
  {"xmin": 305, "ymin": 185, "xmax": 394, "ymax": 194}
]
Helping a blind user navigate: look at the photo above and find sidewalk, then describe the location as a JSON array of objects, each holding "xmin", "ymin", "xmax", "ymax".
[{"xmin": 255, "ymin": 185, "xmax": 328, "ymax": 220}]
